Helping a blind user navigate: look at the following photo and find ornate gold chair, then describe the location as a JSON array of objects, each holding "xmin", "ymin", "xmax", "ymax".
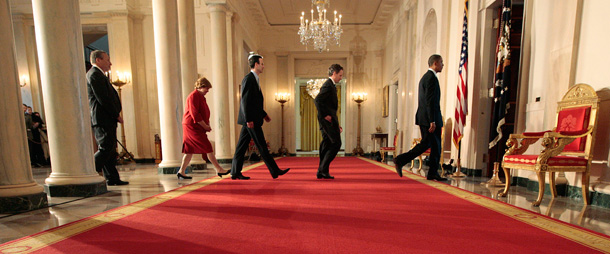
[
  {"xmin": 380, "ymin": 130, "xmax": 400, "ymax": 162},
  {"xmin": 499, "ymin": 84, "xmax": 599, "ymax": 206}
]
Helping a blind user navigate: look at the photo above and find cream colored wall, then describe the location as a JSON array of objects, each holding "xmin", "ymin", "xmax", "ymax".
[{"xmin": 574, "ymin": 0, "xmax": 610, "ymax": 184}]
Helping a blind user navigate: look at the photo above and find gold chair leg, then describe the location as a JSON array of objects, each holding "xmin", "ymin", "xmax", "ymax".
[
  {"xmin": 499, "ymin": 166, "xmax": 510, "ymax": 197},
  {"xmin": 381, "ymin": 151, "xmax": 385, "ymax": 162},
  {"xmin": 417, "ymin": 155, "xmax": 423, "ymax": 174},
  {"xmin": 533, "ymin": 171, "xmax": 546, "ymax": 207},
  {"xmin": 582, "ymin": 171, "xmax": 590, "ymax": 205},
  {"xmin": 549, "ymin": 172, "xmax": 557, "ymax": 198}
]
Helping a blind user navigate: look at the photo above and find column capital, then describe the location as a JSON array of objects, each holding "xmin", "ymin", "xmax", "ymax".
[
  {"xmin": 204, "ymin": 0, "xmax": 227, "ymax": 5},
  {"xmin": 206, "ymin": 2, "xmax": 230, "ymax": 13},
  {"xmin": 110, "ymin": 11, "xmax": 129, "ymax": 18}
]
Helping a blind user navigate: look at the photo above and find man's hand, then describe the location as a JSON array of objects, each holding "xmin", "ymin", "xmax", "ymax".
[
  {"xmin": 117, "ymin": 116, "xmax": 124, "ymax": 124},
  {"xmin": 247, "ymin": 121, "xmax": 254, "ymax": 128},
  {"xmin": 428, "ymin": 122, "xmax": 436, "ymax": 133},
  {"xmin": 340, "ymin": 126, "xmax": 343, "ymax": 133},
  {"xmin": 325, "ymin": 115, "xmax": 332, "ymax": 122},
  {"xmin": 264, "ymin": 115, "xmax": 271, "ymax": 122}
]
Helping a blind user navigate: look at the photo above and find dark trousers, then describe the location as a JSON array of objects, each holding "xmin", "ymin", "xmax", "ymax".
[
  {"xmin": 28, "ymin": 140, "xmax": 45, "ymax": 165},
  {"xmin": 318, "ymin": 130, "xmax": 341, "ymax": 174},
  {"xmin": 231, "ymin": 125, "xmax": 280, "ymax": 176},
  {"xmin": 93, "ymin": 124, "xmax": 121, "ymax": 182},
  {"xmin": 394, "ymin": 125, "xmax": 442, "ymax": 178}
]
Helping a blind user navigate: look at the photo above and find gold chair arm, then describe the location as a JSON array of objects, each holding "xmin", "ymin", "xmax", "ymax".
[
  {"xmin": 536, "ymin": 128, "xmax": 592, "ymax": 168},
  {"xmin": 505, "ymin": 135, "xmax": 541, "ymax": 156},
  {"xmin": 542, "ymin": 127, "xmax": 593, "ymax": 139}
]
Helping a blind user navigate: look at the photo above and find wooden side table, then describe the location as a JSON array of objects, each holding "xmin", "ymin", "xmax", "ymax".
[{"xmin": 370, "ymin": 133, "xmax": 388, "ymax": 154}]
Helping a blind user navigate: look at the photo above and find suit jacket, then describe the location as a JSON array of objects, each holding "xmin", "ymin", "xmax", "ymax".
[
  {"xmin": 314, "ymin": 78, "xmax": 341, "ymax": 141},
  {"xmin": 415, "ymin": 70, "xmax": 443, "ymax": 128},
  {"xmin": 237, "ymin": 72, "xmax": 267, "ymax": 127},
  {"xmin": 87, "ymin": 67, "xmax": 122, "ymax": 127}
]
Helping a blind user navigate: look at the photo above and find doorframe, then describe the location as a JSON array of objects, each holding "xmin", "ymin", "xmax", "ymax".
[{"xmin": 294, "ymin": 77, "xmax": 346, "ymax": 152}]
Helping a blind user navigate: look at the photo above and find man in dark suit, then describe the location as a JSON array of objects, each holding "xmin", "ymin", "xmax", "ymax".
[
  {"xmin": 230, "ymin": 53, "xmax": 290, "ymax": 180},
  {"xmin": 314, "ymin": 64, "xmax": 344, "ymax": 179},
  {"xmin": 87, "ymin": 50, "xmax": 128, "ymax": 186},
  {"xmin": 394, "ymin": 54, "xmax": 447, "ymax": 181}
]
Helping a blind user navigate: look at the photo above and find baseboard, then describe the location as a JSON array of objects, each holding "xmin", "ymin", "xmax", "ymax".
[
  {"xmin": 511, "ymin": 176, "xmax": 610, "ymax": 208},
  {"xmin": 134, "ymin": 158, "xmax": 155, "ymax": 164},
  {"xmin": 455, "ymin": 167, "xmax": 483, "ymax": 177},
  {"xmin": 216, "ymin": 158, "xmax": 233, "ymax": 164}
]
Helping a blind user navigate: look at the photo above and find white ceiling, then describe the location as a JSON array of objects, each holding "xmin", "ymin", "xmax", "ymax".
[{"xmin": 257, "ymin": 0, "xmax": 389, "ymax": 26}]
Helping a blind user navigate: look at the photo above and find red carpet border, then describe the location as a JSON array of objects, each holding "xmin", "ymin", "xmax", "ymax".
[{"xmin": 1, "ymin": 157, "xmax": 610, "ymax": 253}]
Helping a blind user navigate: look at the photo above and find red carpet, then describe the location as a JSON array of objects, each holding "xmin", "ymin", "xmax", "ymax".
[{"xmin": 2, "ymin": 157, "xmax": 610, "ymax": 253}]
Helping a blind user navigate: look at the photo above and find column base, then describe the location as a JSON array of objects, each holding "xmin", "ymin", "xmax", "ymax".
[
  {"xmin": 44, "ymin": 182, "xmax": 107, "ymax": 197},
  {"xmin": 190, "ymin": 163, "xmax": 207, "ymax": 171},
  {"xmin": 158, "ymin": 166, "xmax": 181, "ymax": 174},
  {"xmin": 0, "ymin": 192, "xmax": 48, "ymax": 214},
  {"xmin": 216, "ymin": 158, "xmax": 233, "ymax": 164}
]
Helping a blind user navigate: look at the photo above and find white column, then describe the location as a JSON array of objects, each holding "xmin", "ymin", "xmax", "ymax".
[
  {"xmin": 0, "ymin": 0, "xmax": 46, "ymax": 208},
  {"xmin": 153, "ymin": 0, "xmax": 183, "ymax": 169},
  {"xmin": 107, "ymin": 12, "xmax": 138, "ymax": 159},
  {"xmin": 178, "ymin": 0, "xmax": 198, "ymax": 106},
  {"xmin": 178, "ymin": 0, "xmax": 204, "ymax": 166},
  {"xmin": 208, "ymin": 4, "xmax": 232, "ymax": 160},
  {"xmin": 31, "ymin": 0, "xmax": 105, "ymax": 189},
  {"xmin": 130, "ymin": 15, "xmax": 155, "ymax": 160}
]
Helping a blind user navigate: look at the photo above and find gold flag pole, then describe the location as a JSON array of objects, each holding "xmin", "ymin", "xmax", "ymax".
[{"xmin": 483, "ymin": 162, "xmax": 505, "ymax": 186}]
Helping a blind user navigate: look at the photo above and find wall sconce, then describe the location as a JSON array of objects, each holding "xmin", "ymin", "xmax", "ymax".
[
  {"xmin": 19, "ymin": 75, "xmax": 28, "ymax": 87},
  {"xmin": 351, "ymin": 92, "xmax": 367, "ymax": 156},
  {"xmin": 275, "ymin": 92, "xmax": 290, "ymax": 104},
  {"xmin": 275, "ymin": 92, "xmax": 290, "ymax": 156},
  {"xmin": 351, "ymin": 92, "xmax": 367, "ymax": 103},
  {"xmin": 107, "ymin": 70, "xmax": 134, "ymax": 163},
  {"xmin": 108, "ymin": 70, "xmax": 131, "ymax": 87}
]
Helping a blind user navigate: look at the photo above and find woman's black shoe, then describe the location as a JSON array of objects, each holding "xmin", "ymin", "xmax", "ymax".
[
  {"xmin": 177, "ymin": 173, "xmax": 193, "ymax": 179},
  {"xmin": 217, "ymin": 170, "xmax": 231, "ymax": 178}
]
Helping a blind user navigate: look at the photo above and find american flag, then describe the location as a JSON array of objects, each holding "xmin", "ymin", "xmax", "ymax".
[
  {"xmin": 489, "ymin": 0, "xmax": 512, "ymax": 149},
  {"xmin": 453, "ymin": 0, "xmax": 468, "ymax": 148}
]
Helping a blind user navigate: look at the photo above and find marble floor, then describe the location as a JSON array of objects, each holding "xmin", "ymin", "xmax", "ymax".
[{"xmin": 2, "ymin": 157, "xmax": 610, "ymax": 244}]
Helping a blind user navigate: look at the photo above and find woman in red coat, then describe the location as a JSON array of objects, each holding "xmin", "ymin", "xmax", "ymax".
[{"xmin": 177, "ymin": 77, "xmax": 230, "ymax": 179}]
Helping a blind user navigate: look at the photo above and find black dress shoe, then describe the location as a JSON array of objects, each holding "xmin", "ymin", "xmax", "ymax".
[
  {"xmin": 231, "ymin": 174, "xmax": 250, "ymax": 180},
  {"xmin": 272, "ymin": 168, "xmax": 290, "ymax": 179},
  {"xmin": 107, "ymin": 180, "xmax": 129, "ymax": 186},
  {"xmin": 278, "ymin": 168, "xmax": 290, "ymax": 176},
  {"xmin": 177, "ymin": 173, "xmax": 192, "ymax": 180},
  {"xmin": 316, "ymin": 173, "xmax": 334, "ymax": 179},
  {"xmin": 393, "ymin": 158, "xmax": 403, "ymax": 177},
  {"xmin": 426, "ymin": 175, "xmax": 448, "ymax": 181}
]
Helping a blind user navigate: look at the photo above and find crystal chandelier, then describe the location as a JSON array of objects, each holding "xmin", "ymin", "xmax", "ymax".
[
  {"xmin": 306, "ymin": 79, "xmax": 327, "ymax": 98},
  {"xmin": 298, "ymin": 0, "xmax": 343, "ymax": 53}
]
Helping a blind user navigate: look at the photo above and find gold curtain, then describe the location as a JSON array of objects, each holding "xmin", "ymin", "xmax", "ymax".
[{"xmin": 300, "ymin": 85, "xmax": 341, "ymax": 151}]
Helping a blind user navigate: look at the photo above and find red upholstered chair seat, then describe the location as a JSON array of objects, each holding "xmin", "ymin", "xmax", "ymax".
[
  {"xmin": 380, "ymin": 147, "xmax": 393, "ymax": 151},
  {"xmin": 504, "ymin": 154, "xmax": 588, "ymax": 167}
]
